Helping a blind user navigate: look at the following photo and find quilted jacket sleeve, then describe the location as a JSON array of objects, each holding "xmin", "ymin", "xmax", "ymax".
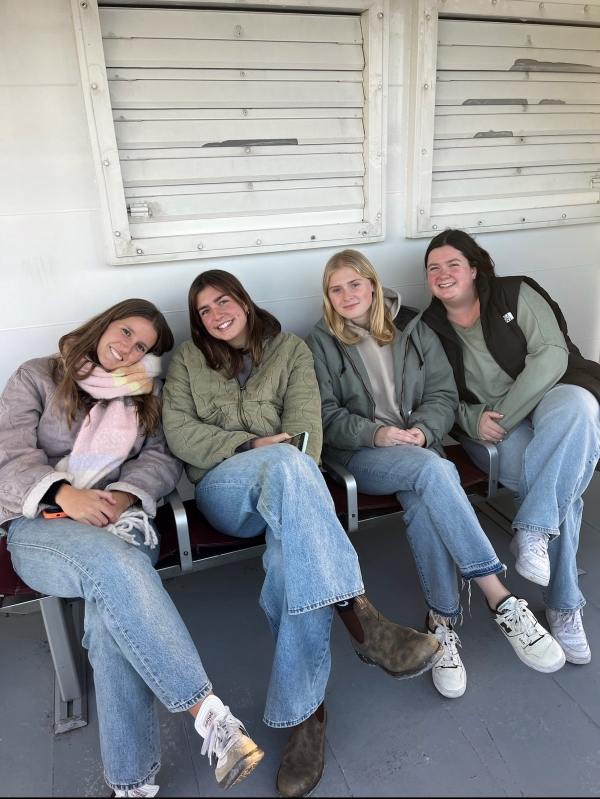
[{"xmin": 279, "ymin": 339, "xmax": 323, "ymax": 464}]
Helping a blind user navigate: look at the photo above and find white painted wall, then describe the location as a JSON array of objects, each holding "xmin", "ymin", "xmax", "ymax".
[{"xmin": 2, "ymin": 0, "xmax": 600, "ymax": 392}]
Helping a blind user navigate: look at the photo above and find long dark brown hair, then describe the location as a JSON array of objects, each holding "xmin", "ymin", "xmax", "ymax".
[
  {"xmin": 50, "ymin": 299, "xmax": 174, "ymax": 434},
  {"xmin": 188, "ymin": 270, "xmax": 281, "ymax": 379},
  {"xmin": 424, "ymin": 229, "xmax": 497, "ymax": 281}
]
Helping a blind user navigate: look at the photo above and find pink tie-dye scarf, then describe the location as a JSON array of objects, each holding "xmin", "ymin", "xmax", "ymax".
[{"xmin": 54, "ymin": 354, "xmax": 161, "ymax": 547}]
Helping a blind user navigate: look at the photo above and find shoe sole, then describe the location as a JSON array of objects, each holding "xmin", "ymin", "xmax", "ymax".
[
  {"xmin": 276, "ymin": 765, "xmax": 324, "ymax": 798},
  {"xmin": 218, "ymin": 747, "xmax": 265, "ymax": 790},
  {"xmin": 509, "ymin": 537, "xmax": 550, "ymax": 587},
  {"xmin": 354, "ymin": 641, "xmax": 444, "ymax": 679},
  {"xmin": 507, "ymin": 639, "xmax": 566, "ymax": 673}
]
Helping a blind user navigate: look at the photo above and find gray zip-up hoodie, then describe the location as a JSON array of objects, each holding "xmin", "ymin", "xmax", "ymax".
[{"xmin": 305, "ymin": 297, "xmax": 459, "ymax": 467}]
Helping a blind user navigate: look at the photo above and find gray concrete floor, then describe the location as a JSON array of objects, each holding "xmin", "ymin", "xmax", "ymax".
[{"xmin": 2, "ymin": 473, "xmax": 600, "ymax": 797}]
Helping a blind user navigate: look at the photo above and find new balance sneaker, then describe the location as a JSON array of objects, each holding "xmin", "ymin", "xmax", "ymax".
[
  {"xmin": 493, "ymin": 595, "xmax": 565, "ymax": 673},
  {"xmin": 195, "ymin": 697, "xmax": 264, "ymax": 789},
  {"xmin": 546, "ymin": 608, "xmax": 591, "ymax": 665},
  {"xmin": 112, "ymin": 778, "xmax": 159, "ymax": 797},
  {"xmin": 427, "ymin": 617, "xmax": 467, "ymax": 699},
  {"xmin": 509, "ymin": 529, "xmax": 551, "ymax": 586}
]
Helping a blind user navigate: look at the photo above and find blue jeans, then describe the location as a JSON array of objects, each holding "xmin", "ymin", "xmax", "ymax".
[
  {"xmin": 7, "ymin": 516, "xmax": 211, "ymax": 792},
  {"xmin": 346, "ymin": 445, "xmax": 504, "ymax": 619},
  {"xmin": 195, "ymin": 445, "xmax": 364, "ymax": 728},
  {"xmin": 462, "ymin": 384, "xmax": 600, "ymax": 613}
]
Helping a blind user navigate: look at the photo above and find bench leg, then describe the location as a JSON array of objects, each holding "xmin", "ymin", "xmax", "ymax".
[{"xmin": 40, "ymin": 596, "xmax": 88, "ymax": 733}]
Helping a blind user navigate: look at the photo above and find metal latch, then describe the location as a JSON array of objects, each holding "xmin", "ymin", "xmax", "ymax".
[{"xmin": 128, "ymin": 201, "xmax": 150, "ymax": 218}]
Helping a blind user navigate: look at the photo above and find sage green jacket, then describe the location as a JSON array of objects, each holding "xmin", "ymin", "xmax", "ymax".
[
  {"xmin": 163, "ymin": 333, "xmax": 323, "ymax": 485},
  {"xmin": 305, "ymin": 308, "xmax": 459, "ymax": 467}
]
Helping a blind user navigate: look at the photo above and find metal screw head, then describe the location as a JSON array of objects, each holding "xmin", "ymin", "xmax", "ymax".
[
  {"xmin": 243, "ymin": 109, "xmax": 248, "ymax": 115},
  {"xmin": 377, "ymin": 212, "xmax": 381, "ymax": 218},
  {"xmin": 240, "ymin": 71, "xmax": 245, "ymax": 77},
  {"xmin": 562, "ymin": 214, "xmax": 567, "ymax": 218},
  {"xmin": 136, "ymin": 248, "xmax": 143, "ymax": 254},
  {"xmin": 245, "ymin": 147, "xmax": 250, "ymax": 153},
  {"xmin": 114, "ymin": 231, "xmax": 121, "ymax": 237},
  {"xmin": 424, "ymin": 83, "xmax": 429, "ymax": 89},
  {"xmin": 584, "ymin": 4, "xmax": 590, "ymax": 10},
  {"xmin": 422, "ymin": 149, "xmax": 426, "ymax": 154},
  {"xmin": 521, "ymin": 217, "xmax": 526, "ymax": 222},
  {"xmin": 248, "ymin": 183, "xmax": 253, "ymax": 188},
  {"xmin": 377, "ymin": 83, "xmax": 382, "ymax": 90},
  {"xmin": 256, "ymin": 239, "xmax": 261, "ymax": 245},
  {"xmin": 91, "ymin": 83, "xmax": 98, "ymax": 90},
  {"xmin": 197, "ymin": 244, "xmax": 203, "ymax": 250},
  {"xmin": 432, "ymin": 225, "xmax": 437, "ymax": 229},
  {"xmin": 361, "ymin": 230, "xmax": 368, "ymax": 235},
  {"xmin": 103, "ymin": 159, "xmax": 109, "ymax": 166},
  {"xmin": 80, "ymin": 1, "xmax": 87, "ymax": 7},
  {"xmin": 426, "ymin": 13, "xmax": 431, "ymax": 19},
  {"xmin": 539, "ymin": 2, "xmax": 544, "ymax": 7},
  {"xmin": 378, "ymin": 11, "xmax": 383, "ymax": 18},
  {"xmin": 478, "ymin": 221, "xmax": 482, "ymax": 225},
  {"xmin": 420, "ymin": 209, "xmax": 425, "ymax": 215},
  {"xmin": 236, "ymin": 25, "xmax": 241, "ymax": 29},
  {"xmin": 310, "ymin": 235, "xmax": 316, "ymax": 240},
  {"xmin": 517, "ymin": 167, "xmax": 522, "ymax": 173}
]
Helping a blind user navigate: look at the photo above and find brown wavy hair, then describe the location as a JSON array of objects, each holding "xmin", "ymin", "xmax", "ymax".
[
  {"xmin": 322, "ymin": 250, "xmax": 397, "ymax": 347},
  {"xmin": 50, "ymin": 299, "xmax": 174, "ymax": 435},
  {"xmin": 188, "ymin": 270, "xmax": 281, "ymax": 379}
]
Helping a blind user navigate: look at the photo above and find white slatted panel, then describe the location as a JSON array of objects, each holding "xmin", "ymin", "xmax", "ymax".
[
  {"xmin": 98, "ymin": 6, "xmax": 366, "ymax": 239},
  {"xmin": 430, "ymin": 19, "xmax": 600, "ymax": 231}
]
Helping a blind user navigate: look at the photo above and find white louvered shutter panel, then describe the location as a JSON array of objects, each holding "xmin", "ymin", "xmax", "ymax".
[
  {"xmin": 428, "ymin": 19, "xmax": 600, "ymax": 233},
  {"xmin": 79, "ymin": 4, "xmax": 384, "ymax": 262}
]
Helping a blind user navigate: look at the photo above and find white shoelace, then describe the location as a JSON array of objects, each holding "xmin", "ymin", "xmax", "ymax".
[
  {"xmin": 200, "ymin": 707, "xmax": 246, "ymax": 766},
  {"xmin": 435, "ymin": 624, "xmax": 462, "ymax": 667},
  {"xmin": 499, "ymin": 598, "xmax": 540, "ymax": 642},
  {"xmin": 521, "ymin": 530, "xmax": 548, "ymax": 559},
  {"xmin": 559, "ymin": 611, "xmax": 584, "ymax": 636}
]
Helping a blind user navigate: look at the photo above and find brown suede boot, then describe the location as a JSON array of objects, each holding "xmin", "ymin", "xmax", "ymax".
[
  {"xmin": 338, "ymin": 595, "xmax": 443, "ymax": 678},
  {"xmin": 276, "ymin": 705, "xmax": 327, "ymax": 798}
]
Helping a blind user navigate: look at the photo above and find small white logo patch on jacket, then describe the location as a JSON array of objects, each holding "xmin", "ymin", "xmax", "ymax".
[{"xmin": 503, "ymin": 312, "xmax": 514, "ymax": 323}]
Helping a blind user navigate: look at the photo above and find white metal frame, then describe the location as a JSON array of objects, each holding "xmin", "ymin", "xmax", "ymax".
[
  {"xmin": 406, "ymin": 0, "xmax": 600, "ymax": 238},
  {"xmin": 71, "ymin": 0, "xmax": 389, "ymax": 264}
]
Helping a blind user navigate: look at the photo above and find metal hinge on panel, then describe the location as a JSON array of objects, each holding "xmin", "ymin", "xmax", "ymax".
[{"xmin": 128, "ymin": 201, "xmax": 151, "ymax": 218}]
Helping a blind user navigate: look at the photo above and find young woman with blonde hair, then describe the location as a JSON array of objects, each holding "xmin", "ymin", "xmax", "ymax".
[
  {"xmin": 307, "ymin": 250, "xmax": 565, "ymax": 700},
  {"xmin": 0, "ymin": 300, "xmax": 264, "ymax": 797}
]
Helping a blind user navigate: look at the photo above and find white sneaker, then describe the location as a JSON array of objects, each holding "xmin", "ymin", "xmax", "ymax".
[
  {"xmin": 509, "ymin": 529, "xmax": 551, "ymax": 586},
  {"xmin": 197, "ymin": 705, "xmax": 264, "ymax": 789},
  {"xmin": 493, "ymin": 596, "xmax": 565, "ymax": 673},
  {"xmin": 113, "ymin": 781, "xmax": 159, "ymax": 797},
  {"xmin": 427, "ymin": 619, "xmax": 467, "ymax": 698},
  {"xmin": 546, "ymin": 608, "xmax": 591, "ymax": 665}
]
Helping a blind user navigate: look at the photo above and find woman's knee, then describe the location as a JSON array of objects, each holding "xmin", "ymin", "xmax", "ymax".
[{"xmin": 541, "ymin": 384, "xmax": 599, "ymax": 426}]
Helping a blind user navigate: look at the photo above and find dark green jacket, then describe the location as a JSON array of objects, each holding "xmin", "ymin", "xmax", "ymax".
[{"xmin": 305, "ymin": 307, "xmax": 459, "ymax": 466}]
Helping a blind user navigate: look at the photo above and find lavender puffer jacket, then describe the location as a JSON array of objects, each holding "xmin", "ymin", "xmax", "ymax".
[{"xmin": 0, "ymin": 357, "xmax": 182, "ymax": 531}]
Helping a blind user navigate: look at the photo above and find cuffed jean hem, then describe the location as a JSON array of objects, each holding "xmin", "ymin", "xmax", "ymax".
[
  {"xmin": 513, "ymin": 521, "xmax": 560, "ymax": 541},
  {"xmin": 166, "ymin": 681, "xmax": 213, "ymax": 713},
  {"xmin": 543, "ymin": 598, "xmax": 586, "ymax": 614},
  {"xmin": 288, "ymin": 586, "xmax": 364, "ymax": 616},
  {"xmin": 460, "ymin": 560, "xmax": 506, "ymax": 581},
  {"xmin": 264, "ymin": 697, "xmax": 325, "ymax": 729},
  {"xmin": 106, "ymin": 763, "xmax": 161, "ymax": 792},
  {"xmin": 426, "ymin": 601, "xmax": 462, "ymax": 622}
]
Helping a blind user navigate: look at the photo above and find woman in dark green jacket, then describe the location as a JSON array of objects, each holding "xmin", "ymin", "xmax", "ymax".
[{"xmin": 307, "ymin": 249, "xmax": 565, "ymax": 701}]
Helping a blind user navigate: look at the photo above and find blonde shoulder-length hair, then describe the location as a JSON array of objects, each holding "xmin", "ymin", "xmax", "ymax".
[{"xmin": 322, "ymin": 250, "xmax": 397, "ymax": 347}]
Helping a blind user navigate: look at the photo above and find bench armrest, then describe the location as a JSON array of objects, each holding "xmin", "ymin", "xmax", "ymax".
[
  {"xmin": 164, "ymin": 488, "xmax": 193, "ymax": 575},
  {"xmin": 455, "ymin": 434, "xmax": 499, "ymax": 499},
  {"xmin": 321, "ymin": 454, "xmax": 359, "ymax": 534}
]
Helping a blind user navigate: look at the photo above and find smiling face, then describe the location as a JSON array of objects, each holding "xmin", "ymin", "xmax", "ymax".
[
  {"xmin": 196, "ymin": 285, "xmax": 249, "ymax": 349},
  {"xmin": 327, "ymin": 265, "xmax": 375, "ymax": 328},
  {"xmin": 426, "ymin": 245, "xmax": 478, "ymax": 307},
  {"xmin": 96, "ymin": 316, "xmax": 158, "ymax": 371}
]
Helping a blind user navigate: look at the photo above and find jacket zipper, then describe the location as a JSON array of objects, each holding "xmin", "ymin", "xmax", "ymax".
[{"xmin": 237, "ymin": 384, "xmax": 251, "ymax": 431}]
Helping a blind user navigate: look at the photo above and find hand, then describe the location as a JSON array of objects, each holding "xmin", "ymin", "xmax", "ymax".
[
  {"xmin": 374, "ymin": 426, "xmax": 422, "ymax": 447},
  {"xmin": 55, "ymin": 484, "xmax": 117, "ymax": 527},
  {"xmin": 407, "ymin": 427, "xmax": 426, "ymax": 447},
  {"xmin": 478, "ymin": 411, "xmax": 507, "ymax": 443},
  {"xmin": 250, "ymin": 432, "xmax": 291, "ymax": 449},
  {"xmin": 104, "ymin": 491, "xmax": 136, "ymax": 522}
]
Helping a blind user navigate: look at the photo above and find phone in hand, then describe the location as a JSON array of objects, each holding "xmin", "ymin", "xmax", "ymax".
[
  {"xmin": 42, "ymin": 505, "xmax": 68, "ymax": 519},
  {"xmin": 281, "ymin": 432, "xmax": 309, "ymax": 454}
]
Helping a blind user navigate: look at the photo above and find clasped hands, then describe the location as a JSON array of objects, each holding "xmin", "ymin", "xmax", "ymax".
[
  {"xmin": 54, "ymin": 484, "xmax": 136, "ymax": 527},
  {"xmin": 374, "ymin": 426, "xmax": 426, "ymax": 448}
]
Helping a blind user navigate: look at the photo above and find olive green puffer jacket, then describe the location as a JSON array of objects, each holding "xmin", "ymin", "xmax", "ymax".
[{"xmin": 163, "ymin": 332, "xmax": 323, "ymax": 484}]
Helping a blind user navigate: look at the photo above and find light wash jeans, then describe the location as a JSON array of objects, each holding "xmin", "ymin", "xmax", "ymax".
[
  {"xmin": 346, "ymin": 444, "xmax": 504, "ymax": 620},
  {"xmin": 195, "ymin": 444, "xmax": 364, "ymax": 728},
  {"xmin": 7, "ymin": 516, "xmax": 212, "ymax": 792},
  {"xmin": 462, "ymin": 384, "xmax": 600, "ymax": 613}
]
